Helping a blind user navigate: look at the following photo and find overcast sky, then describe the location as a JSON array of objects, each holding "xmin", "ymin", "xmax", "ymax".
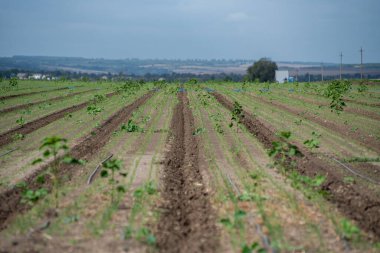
[{"xmin": 0, "ymin": 0, "xmax": 379, "ymax": 63}]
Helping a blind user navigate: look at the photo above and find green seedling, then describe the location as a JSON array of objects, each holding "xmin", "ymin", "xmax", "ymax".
[
  {"xmin": 294, "ymin": 119, "xmax": 303, "ymax": 125},
  {"xmin": 340, "ymin": 219, "xmax": 360, "ymax": 240},
  {"xmin": 210, "ymin": 113, "xmax": 224, "ymax": 134},
  {"xmin": 241, "ymin": 242, "xmax": 266, "ymax": 253},
  {"xmin": 16, "ymin": 116, "xmax": 25, "ymax": 127},
  {"xmin": 87, "ymin": 104, "xmax": 103, "ymax": 118},
  {"xmin": 230, "ymin": 101, "xmax": 244, "ymax": 133},
  {"xmin": 193, "ymin": 127, "xmax": 205, "ymax": 136},
  {"xmin": 9, "ymin": 77, "xmax": 18, "ymax": 87},
  {"xmin": 136, "ymin": 227, "xmax": 156, "ymax": 246},
  {"xmin": 100, "ymin": 158, "xmax": 127, "ymax": 204},
  {"xmin": 32, "ymin": 136, "xmax": 83, "ymax": 209},
  {"xmin": 21, "ymin": 188, "xmax": 48, "ymax": 206},
  {"xmin": 303, "ymin": 131, "xmax": 321, "ymax": 150},
  {"xmin": 268, "ymin": 131, "xmax": 301, "ymax": 165},
  {"xmin": 12, "ymin": 133, "xmax": 25, "ymax": 140},
  {"xmin": 93, "ymin": 94, "xmax": 106, "ymax": 103},
  {"xmin": 343, "ymin": 176, "xmax": 355, "ymax": 184},
  {"xmin": 357, "ymin": 82, "xmax": 368, "ymax": 93},
  {"xmin": 121, "ymin": 119, "xmax": 143, "ymax": 132}
]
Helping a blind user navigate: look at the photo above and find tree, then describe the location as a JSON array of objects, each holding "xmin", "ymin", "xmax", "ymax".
[{"xmin": 246, "ymin": 58, "xmax": 278, "ymax": 82}]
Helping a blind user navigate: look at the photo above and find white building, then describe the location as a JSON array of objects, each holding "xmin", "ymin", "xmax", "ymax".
[{"xmin": 275, "ymin": 70, "xmax": 289, "ymax": 83}]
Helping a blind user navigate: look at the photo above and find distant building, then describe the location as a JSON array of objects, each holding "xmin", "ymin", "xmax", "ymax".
[
  {"xmin": 275, "ymin": 70, "xmax": 289, "ymax": 83},
  {"xmin": 17, "ymin": 73, "xmax": 28, "ymax": 79},
  {"xmin": 30, "ymin": 74, "xmax": 42, "ymax": 80}
]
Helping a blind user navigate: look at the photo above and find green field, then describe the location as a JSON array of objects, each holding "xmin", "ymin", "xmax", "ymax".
[{"xmin": 0, "ymin": 80, "xmax": 379, "ymax": 252}]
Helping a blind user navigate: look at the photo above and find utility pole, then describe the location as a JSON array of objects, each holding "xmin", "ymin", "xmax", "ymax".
[
  {"xmin": 360, "ymin": 47, "xmax": 364, "ymax": 80},
  {"xmin": 339, "ymin": 52, "xmax": 343, "ymax": 80},
  {"xmin": 321, "ymin": 62, "xmax": 324, "ymax": 82}
]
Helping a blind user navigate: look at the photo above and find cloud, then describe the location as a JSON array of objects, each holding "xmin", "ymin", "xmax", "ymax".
[{"xmin": 226, "ymin": 12, "xmax": 249, "ymax": 22}]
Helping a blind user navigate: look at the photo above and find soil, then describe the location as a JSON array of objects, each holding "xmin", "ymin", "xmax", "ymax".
[
  {"xmin": 249, "ymin": 93, "xmax": 380, "ymax": 153},
  {"xmin": 0, "ymin": 92, "xmax": 154, "ymax": 230},
  {"xmin": 212, "ymin": 92, "xmax": 380, "ymax": 240},
  {"xmin": 0, "ymin": 92, "xmax": 116, "ymax": 148},
  {"xmin": 156, "ymin": 92, "xmax": 219, "ymax": 253},
  {"xmin": 0, "ymin": 87, "xmax": 72, "ymax": 101},
  {"xmin": 0, "ymin": 89, "xmax": 96, "ymax": 114}
]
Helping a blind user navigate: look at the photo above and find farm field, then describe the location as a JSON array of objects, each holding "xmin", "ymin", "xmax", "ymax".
[{"xmin": 0, "ymin": 80, "xmax": 379, "ymax": 253}]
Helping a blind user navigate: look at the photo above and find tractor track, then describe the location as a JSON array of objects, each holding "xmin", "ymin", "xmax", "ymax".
[
  {"xmin": 0, "ymin": 87, "xmax": 76, "ymax": 101},
  {"xmin": 212, "ymin": 92, "xmax": 380, "ymax": 240},
  {"xmin": 0, "ymin": 91, "xmax": 154, "ymax": 230},
  {"xmin": 0, "ymin": 89, "xmax": 97, "ymax": 114},
  {"xmin": 0, "ymin": 92, "xmax": 116, "ymax": 148},
  {"xmin": 156, "ymin": 92, "xmax": 219, "ymax": 253}
]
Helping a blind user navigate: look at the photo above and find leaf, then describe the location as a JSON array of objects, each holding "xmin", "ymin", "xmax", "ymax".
[
  {"xmin": 100, "ymin": 170, "xmax": 108, "ymax": 178},
  {"xmin": 220, "ymin": 218, "xmax": 233, "ymax": 228},
  {"xmin": 32, "ymin": 158, "xmax": 43, "ymax": 165}
]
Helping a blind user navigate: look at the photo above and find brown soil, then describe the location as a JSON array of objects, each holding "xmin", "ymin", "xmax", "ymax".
[
  {"xmin": 287, "ymin": 94, "xmax": 380, "ymax": 121},
  {"xmin": 0, "ymin": 89, "xmax": 96, "ymax": 114},
  {"xmin": 156, "ymin": 92, "xmax": 219, "ymax": 253},
  {"xmin": 212, "ymin": 92, "xmax": 380, "ymax": 240},
  {"xmin": 250, "ymin": 93, "xmax": 380, "ymax": 153},
  {"xmin": 0, "ymin": 92, "xmax": 154, "ymax": 230},
  {"xmin": 0, "ymin": 87, "xmax": 72, "ymax": 101},
  {"xmin": 0, "ymin": 92, "xmax": 116, "ymax": 148}
]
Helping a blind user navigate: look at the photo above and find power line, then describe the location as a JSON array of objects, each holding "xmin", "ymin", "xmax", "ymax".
[
  {"xmin": 339, "ymin": 52, "xmax": 343, "ymax": 80},
  {"xmin": 360, "ymin": 47, "xmax": 364, "ymax": 80}
]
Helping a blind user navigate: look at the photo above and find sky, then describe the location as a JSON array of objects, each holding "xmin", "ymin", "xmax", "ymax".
[{"xmin": 0, "ymin": 0, "xmax": 379, "ymax": 63}]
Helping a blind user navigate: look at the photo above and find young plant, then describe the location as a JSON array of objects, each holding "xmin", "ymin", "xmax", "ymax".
[
  {"xmin": 229, "ymin": 101, "xmax": 244, "ymax": 133},
  {"xmin": 9, "ymin": 77, "xmax": 18, "ymax": 87},
  {"xmin": 241, "ymin": 242, "xmax": 266, "ymax": 253},
  {"xmin": 16, "ymin": 181, "xmax": 48, "ymax": 206},
  {"xmin": 324, "ymin": 80, "xmax": 352, "ymax": 113},
  {"xmin": 268, "ymin": 131, "xmax": 301, "ymax": 165},
  {"xmin": 12, "ymin": 133, "xmax": 25, "ymax": 141},
  {"xmin": 32, "ymin": 136, "xmax": 84, "ymax": 209},
  {"xmin": 87, "ymin": 104, "xmax": 103, "ymax": 119},
  {"xmin": 100, "ymin": 158, "xmax": 127, "ymax": 204},
  {"xmin": 121, "ymin": 119, "xmax": 143, "ymax": 132},
  {"xmin": 16, "ymin": 116, "xmax": 25, "ymax": 127},
  {"xmin": 303, "ymin": 131, "xmax": 321, "ymax": 150}
]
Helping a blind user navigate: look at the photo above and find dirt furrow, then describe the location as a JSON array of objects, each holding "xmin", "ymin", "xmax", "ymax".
[
  {"xmin": 0, "ymin": 92, "xmax": 116, "ymax": 148},
  {"xmin": 212, "ymin": 92, "xmax": 380, "ymax": 240},
  {"xmin": 156, "ymin": 92, "xmax": 219, "ymax": 253},
  {"xmin": 249, "ymin": 93, "xmax": 380, "ymax": 153},
  {"xmin": 0, "ymin": 89, "xmax": 97, "ymax": 114},
  {"xmin": 0, "ymin": 87, "xmax": 75, "ymax": 101},
  {"xmin": 0, "ymin": 92, "xmax": 154, "ymax": 230}
]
